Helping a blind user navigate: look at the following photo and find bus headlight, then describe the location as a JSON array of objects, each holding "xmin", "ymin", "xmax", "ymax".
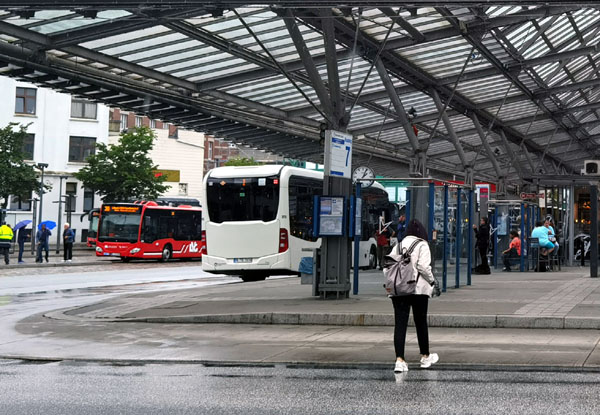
[
  {"xmin": 130, "ymin": 248, "xmax": 141, "ymax": 254},
  {"xmin": 95, "ymin": 246, "xmax": 103, "ymax": 253}
]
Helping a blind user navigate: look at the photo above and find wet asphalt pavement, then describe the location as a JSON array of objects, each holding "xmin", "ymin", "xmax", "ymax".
[{"xmin": 0, "ymin": 360, "xmax": 599, "ymax": 414}]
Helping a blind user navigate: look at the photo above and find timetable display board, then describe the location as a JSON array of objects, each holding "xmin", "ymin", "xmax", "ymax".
[{"xmin": 319, "ymin": 197, "xmax": 345, "ymax": 236}]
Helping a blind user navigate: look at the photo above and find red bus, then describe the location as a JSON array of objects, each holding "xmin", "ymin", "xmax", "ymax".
[{"xmin": 95, "ymin": 201, "xmax": 204, "ymax": 261}]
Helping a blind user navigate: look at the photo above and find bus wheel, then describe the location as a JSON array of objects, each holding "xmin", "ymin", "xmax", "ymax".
[
  {"xmin": 161, "ymin": 245, "xmax": 172, "ymax": 262},
  {"xmin": 120, "ymin": 257, "xmax": 130, "ymax": 263},
  {"xmin": 369, "ymin": 246, "xmax": 377, "ymax": 269},
  {"xmin": 240, "ymin": 272, "xmax": 267, "ymax": 282}
]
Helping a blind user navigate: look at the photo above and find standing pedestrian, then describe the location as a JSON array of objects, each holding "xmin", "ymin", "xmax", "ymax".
[
  {"xmin": 36, "ymin": 224, "xmax": 52, "ymax": 263},
  {"xmin": 396, "ymin": 214, "xmax": 406, "ymax": 242},
  {"xmin": 0, "ymin": 222, "xmax": 14, "ymax": 265},
  {"xmin": 375, "ymin": 222, "xmax": 392, "ymax": 270},
  {"xmin": 473, "ymin": 217, "xmax": 491, "ymax": 274},
  {"xmin": 388, "ymin": 218, "xmax": 439, "ymax": 372},
  {"xmin": 17, "ymin": 226, "xmax": 28, "ymax": 264},
  {"xmin": 63, "ymin": 222, "xmax": 75, "ymax": 262}
]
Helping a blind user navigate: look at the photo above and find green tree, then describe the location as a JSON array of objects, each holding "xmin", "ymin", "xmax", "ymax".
[
  {"xmin": 74, "ymin": 127, "xmax": 169, "ymax": 202},
  {"xmin": 223, "ymin": 156, "xmax": 261, "ymax": 166},
  {"xmin": 0, "ymin": 123, "xmax": 39, "ymax": 210}
]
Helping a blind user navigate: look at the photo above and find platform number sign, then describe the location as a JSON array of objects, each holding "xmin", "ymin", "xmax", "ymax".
[{"xmin": 324, "ymin": 130, "xmax": 352, "ymax": 179}]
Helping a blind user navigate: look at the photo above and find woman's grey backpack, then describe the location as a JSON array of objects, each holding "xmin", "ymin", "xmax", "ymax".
[{"xmin": 383, "ymin": 239, "xmax": 422, "ymax": 296}]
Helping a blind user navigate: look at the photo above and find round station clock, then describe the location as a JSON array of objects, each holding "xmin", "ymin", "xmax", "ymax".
[{"xmin": 352, "ymin": 165, "xmax": 375, "ymax": 187}]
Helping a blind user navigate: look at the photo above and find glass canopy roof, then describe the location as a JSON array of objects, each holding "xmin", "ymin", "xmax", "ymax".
[{"xmin": 1, "ymin": 1, "xmax": 599, "ymax": 185}]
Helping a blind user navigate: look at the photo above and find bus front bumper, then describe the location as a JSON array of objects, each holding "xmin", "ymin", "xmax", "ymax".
[
  {"xmin": 95, "ymin": 243, "xmax": 141, "ymax": 258},
  {"xmin": 202, "ymin": 252, "xmax": 288, "ymax": 273}
]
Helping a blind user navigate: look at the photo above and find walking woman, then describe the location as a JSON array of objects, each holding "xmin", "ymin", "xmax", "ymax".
[{"xmin": 388, "ymin": 218, "xmax": 439, "ymax": 372}]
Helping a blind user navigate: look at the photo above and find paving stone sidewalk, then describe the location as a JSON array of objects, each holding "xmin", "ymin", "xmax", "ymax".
[{"xmin": 58, "ymin": 267, "xmax": 600, "ymax": 330}]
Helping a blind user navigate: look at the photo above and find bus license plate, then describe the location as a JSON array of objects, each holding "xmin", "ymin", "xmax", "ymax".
[
  {"xmin": 103, "ymin": 253, "xmax": 120, "ymax": 256},
  {"xmin": 233, "ymin": 258, "xmax": 252, "ymax": 263}
]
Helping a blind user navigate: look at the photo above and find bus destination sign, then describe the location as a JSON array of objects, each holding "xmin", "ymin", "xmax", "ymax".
[{"xmin": 104, "ymin": 205, "xmax": 141, "ymax": 213}]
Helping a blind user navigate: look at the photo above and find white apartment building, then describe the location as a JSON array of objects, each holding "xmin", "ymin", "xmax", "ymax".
[
  {"xmin": 0, "ymin": 76, "xmax": 109, "ymax": 244},
  {"xmin": 108, "ymin": 109, "xmax": 205, "ymax": 203},
  {"xmin": 150, "ymin": 129, "xmax": 204, "ymax": 201}
]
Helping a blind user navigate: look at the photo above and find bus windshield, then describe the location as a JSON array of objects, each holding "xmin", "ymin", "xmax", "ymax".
[
  {"xmin": 98, "ymin": 205, "xmax": 142, "ymax": 243},
  {"xmin": 206, "ymin": 176, "xmax": 279, "ymax": 223}
]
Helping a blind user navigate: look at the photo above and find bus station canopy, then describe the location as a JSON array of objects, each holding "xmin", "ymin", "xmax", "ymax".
[{"xmin": 1, "ymin": 1, "xmax": 600, "ymax": 187}]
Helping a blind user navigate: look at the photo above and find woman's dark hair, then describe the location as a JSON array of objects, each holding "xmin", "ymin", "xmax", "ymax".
[
  {"xmin": 510, "ymin": 229, "xmax": 519, "ymax": 238},
  {"xmin": 536, "ymin": 221, "xmax": 543, "ymax": 227},
  {"xmin": 405, "ymin": 219, "xmax": 428, "ymax": 241},
  {"xmin": 481, "ymin": 217, "xmax": 489, "ymax": 225}
]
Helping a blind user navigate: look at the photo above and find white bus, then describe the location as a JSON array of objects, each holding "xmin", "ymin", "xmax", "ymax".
[{"xmin": 202, "ymin": 165, "xmax": 396, "ymax": 282}]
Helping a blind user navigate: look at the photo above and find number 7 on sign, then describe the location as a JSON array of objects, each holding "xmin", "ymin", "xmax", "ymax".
[{"xmin": 345, "ymin": 146, "xmax": 350, "ymax": 166}]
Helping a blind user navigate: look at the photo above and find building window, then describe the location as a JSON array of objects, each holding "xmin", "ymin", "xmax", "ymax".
[
  {"xmin": 83, "ymin": 188, "xmax": 94, "ymax": 211},
  {"xmin": 66, "ymin": 183, "xmax": 77, "ymax": 212},
  {"xmin": 15, "ymin": 87, "xmax": 36, "ymax": 115},
  {"xmin": 68, "ymin": 136, "xmax": 96, "ymax": 162},
  {"xmin": 9, "ymin": 194, "xmax": 32, "ymax": 211},
  {"xmin": 23, "ymin": 133, "xmax": 35, "ymax": 160},
  {"xmin": 178, "ymin": 183, "xmax": 188, "ymax": 196},
  {"xmin": 120, "ymin": 114, "xmax": 128, "ymax": 131},
  {"xmin": 135, "ymin": 116, "xmax": 142, "ymax": 127},
  {"xmin": 70, "ymin": 98, "xmax": 97, "ymax": 119},
  {"xmin": 208, "ymin": 141, "xmax": 213, "ymax": 159},
  {"xmin": 163, "ymin": 122, "xmax": 169, "ymax": 130},
  {"xmin": 150, "ymin": 119, "xmax": 156, "ymax": 129}
]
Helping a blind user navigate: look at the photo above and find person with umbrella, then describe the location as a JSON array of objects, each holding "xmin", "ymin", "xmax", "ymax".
[
  {"xmin": 0, "ymin": 221, "xmax": 14, "ymax": 265},
  {"xmin": 13, "ymin": 220, "xmax": 32, "ymax": 264},
  {"xmin": 36, "ymin": 223, "xmax": 52, "ymax": 263}
]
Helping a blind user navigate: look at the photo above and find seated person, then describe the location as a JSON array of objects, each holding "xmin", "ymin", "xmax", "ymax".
[
  {"xmin": 531, "ymin": 221, "xmax": 555, "ymax": 256},
  {"xmin": 544, "ymin": 217, "xmax": 559, "ymax": 254},
  {"xmin": 502, "ymin": 229, "xmax": 521, "ymax": 271}
]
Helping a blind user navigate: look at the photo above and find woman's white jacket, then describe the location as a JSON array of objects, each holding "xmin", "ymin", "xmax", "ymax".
[{"xmin": 390, "ymin": 235, "xmax": 436, "ymax": 297}]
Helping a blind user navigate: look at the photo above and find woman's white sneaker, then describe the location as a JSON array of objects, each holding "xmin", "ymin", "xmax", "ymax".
[
  {"xmin": 394, "ymin": 360, "xmax": 409, "ymax": 372},
  {"xmin": 420, "ymin": 353, "xmax": 439, "ymax": 368}
]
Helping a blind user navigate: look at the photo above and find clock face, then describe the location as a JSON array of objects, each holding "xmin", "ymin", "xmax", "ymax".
[{"xmin": 352, "ymin": 166, "xmax": 375, "ymax": 186}]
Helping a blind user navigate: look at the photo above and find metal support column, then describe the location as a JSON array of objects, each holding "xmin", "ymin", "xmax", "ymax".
[
  {"xmin": 455, "ymin": 187, "xmax": 462, "ymax": 289},
  {"xmin": 30, "ymin": 199, "xmax": 37, "ymax": 256},
  {"xmin": 568, "ymin": 185, "xmax": 575, "ymax": 266},
  {"xmin": 283, "ymin": 10, "xmax": 333, "ymax": 119},
  {"xmin": 431, "ymin": 89, "xmax": 468, "ymax": 172},
  {"xmin": 405, "ymin": 189, "xmax": 411, "ymax": 224},
  {"xmin": 591, "ymin": 184, "xmax": 598, "ymax": 278},
  {"xmin": 428, "ymin": 181, "xmax": 435, "ymax": 241},
  {"xmin": 443, "ymin": 185, "xmax": 448, "ymax": 292},
  {"xmin": 55, "ymin": 175, "xmax": 68, "ymax": 254},
  {"xmin": 520, "ymin": 202, "xmax": 525, "ymax": 272},
  {"xmin": 493, "ymin": 206, "xmax": 499, "ymax": 269},
  {"xmin": 374, "ymin": 59, "xmax": 420, "ymax": 153},
  {"xmin": 467, "ymin": 188, "xmax": 473, "ymax": 286},
  {"xmin": 353, "ymin": 183, "xmax": 361, "ymax": 295}
]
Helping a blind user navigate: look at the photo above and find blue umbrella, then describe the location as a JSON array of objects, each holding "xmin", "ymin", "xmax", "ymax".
[
  {"xmin": 38, "ymin": 220, "xmax": 57, "ymax": 230},
  {"xmin": 13, "ymin": 220, "xmax": 32, "ymax": 231}
]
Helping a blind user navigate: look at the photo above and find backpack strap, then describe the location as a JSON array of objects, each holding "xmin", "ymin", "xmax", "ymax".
[{"xmin": 405, "ymin": 238, "xmax": 422, "ymax": 255}]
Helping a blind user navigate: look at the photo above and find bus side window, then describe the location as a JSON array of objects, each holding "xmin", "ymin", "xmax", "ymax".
[
  {"xmin": 176, "ymin": 212, "xmax": 194, "ymax": 241},
  {"xmin": 142, "ymin": 214, "xmax": 157, "ymax": 243},
  {"xmin": 289, "ymin": 176, "xmax": 321, "ymax": 242}
]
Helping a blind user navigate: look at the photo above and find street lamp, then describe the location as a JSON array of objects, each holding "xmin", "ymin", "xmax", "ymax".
[
  {"xmin": 36, "ymin": 163, "xmax": 49, "ymax": 228},
  {"xmin": 55, "ymin": 175, "xmax": 68, "ymax": 253},
  {"xmin": 29, "ymin": 197, "xmax": 39, "ymax": 256}
]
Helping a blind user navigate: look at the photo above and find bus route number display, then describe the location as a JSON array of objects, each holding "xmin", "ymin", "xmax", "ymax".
[
  {"xmin": 104, "ymin": 205, "xmax": 141, "ymax": 213},
  {"xmin": 319, "ymin": 197, "xmax": 345, "ymax": 236},
  {"xmin": 324, "ymin": 130, "xmax": 352, "ymax": 179}
]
